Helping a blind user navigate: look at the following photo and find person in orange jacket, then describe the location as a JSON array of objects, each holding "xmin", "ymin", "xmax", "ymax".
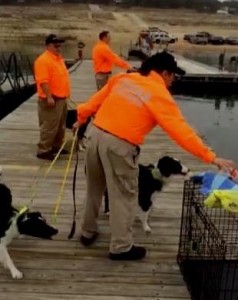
[
  {"xmin": 73, "ymin": 51, "xmax": 235, "ymax": 261},
  {"xmin": 34, "ymin": 34, "xmax": 70, "ymax": 160},
  {"xmin": 92, "ymin": 30, "xmax": 133, "ymax": 90}
]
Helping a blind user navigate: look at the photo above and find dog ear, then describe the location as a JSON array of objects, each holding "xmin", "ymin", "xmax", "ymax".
[{"xmin": 157, "ymin": 157, "xmax": 172, "ymax": 177}]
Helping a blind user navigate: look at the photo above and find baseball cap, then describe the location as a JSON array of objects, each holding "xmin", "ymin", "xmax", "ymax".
[
  {"xmin": 140, "ymin": 51, "xmax": 186, "ymax": 76},
  {"xmin": 45, "ymin": 34, "xmax": 65, "ymax": 45}
]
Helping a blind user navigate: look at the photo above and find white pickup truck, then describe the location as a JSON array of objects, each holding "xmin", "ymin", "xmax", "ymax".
[{"xmin": 150, "ymin": 31, "xmax": 177, "ymax": 44}]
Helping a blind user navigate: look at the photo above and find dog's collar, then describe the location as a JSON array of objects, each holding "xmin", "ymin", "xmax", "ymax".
[
  {"xmin": 151, "ymin": 167, "xmax": 164, "ymax": 181},
  {"xmin": 18, "ymin": 206, "xmax": 29, "ymax": 216},
  {"xmin": 10, "ymin": 206, "xmax": 29, "ymax": 224}
]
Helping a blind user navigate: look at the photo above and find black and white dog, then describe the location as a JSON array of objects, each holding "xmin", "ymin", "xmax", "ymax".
[
  {"xmin": 0, "ymin": 180, "xmax": 58, "ymax": 279},
  {"xmin": 104, "ymin": 156, "xmax": 189, "ymax": 232}
]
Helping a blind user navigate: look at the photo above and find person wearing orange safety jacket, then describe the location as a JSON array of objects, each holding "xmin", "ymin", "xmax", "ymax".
[
  {"xmin": 92, "ymin": 30, "xmax": 132, "ymax": 90},
  {"xmin": 34, "ymin": 34, "xmax": 70, "ymax": 161},
  {"xmin": 73, "ymin": 51, "xmax": 235, "ymax": 261}
]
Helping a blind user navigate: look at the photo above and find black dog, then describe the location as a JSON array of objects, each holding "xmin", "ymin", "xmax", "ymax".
[
  {"xmin": 104, "ymin": 156, "xmax": 189, "ymax": 232},
  {"xmin": 0, "ymin": 182, "xmax": 58, "ymax": 279}
]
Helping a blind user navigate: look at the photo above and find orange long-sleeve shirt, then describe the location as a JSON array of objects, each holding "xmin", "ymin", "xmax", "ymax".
[
  {"xmin": 34, "ymin": 50, "xmax": 70, "ymax": 99},
  {"xmin": 77, "ymin": 71, "xmax": 216, "ymax": 163},
  {"xmin": 92, "ymin": 41, "xmax": 132, "ymax": 74}
]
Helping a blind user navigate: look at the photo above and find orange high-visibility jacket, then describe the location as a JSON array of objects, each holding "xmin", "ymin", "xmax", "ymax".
[
  {"xmin": 34, "ymin": 50, "xmax": 70, "ymax": 99},
  {"xmin": 77, "ymin": 71, "xmax": 215, "ymax": 163},
  {"xmin": 92, "ymin": 41, "xmax": 132, "ymax": 74}
]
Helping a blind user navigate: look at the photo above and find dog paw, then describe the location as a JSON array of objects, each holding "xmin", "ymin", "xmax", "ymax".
[
  {"xmin": 12, "ymin": 269, "xmax": 23, "ymax": 279},
  {"xmin": 79, "ymin": 144, "xmax": 86, "ymax": 152},
  {"xmin": 104, "ymin": 212, "xmax": 110, "ymax": 217}
]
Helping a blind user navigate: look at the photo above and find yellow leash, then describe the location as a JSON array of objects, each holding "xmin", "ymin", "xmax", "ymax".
[
  {"xmin": 17, "ymin": 140, "xmax": 68, "ymax": 215},
  {"xmin": 51, "ymin": 128, "xmax": 79, "ymax": 223},
  {"xmin": 29, "ymin": 140, "xmax": 68, "ymax": 206}
]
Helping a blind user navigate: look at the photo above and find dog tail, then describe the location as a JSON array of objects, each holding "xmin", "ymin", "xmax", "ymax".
[{"xmin": 0, "ymin": 183, "xmax": 13, "ymax": 208}]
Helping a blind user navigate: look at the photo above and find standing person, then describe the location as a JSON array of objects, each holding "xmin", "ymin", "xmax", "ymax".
[
  {"xmin": 34, "ymin": 34, "xmax": 70, "ymax": 160},
  {"xmin": 218, "ymin": 50, "xmax": 225, "ymax": 71},
  {"xmin": 92, "ymin": 30, "xmax": 132, "ymax": 90},
  {"xmin": 74, "ymin": 51, "xmax": 235, "ymax": 261}
]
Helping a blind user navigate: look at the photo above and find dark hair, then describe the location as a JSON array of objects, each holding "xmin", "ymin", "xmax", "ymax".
[
  {"xmin": 139, "ymin": 51, "xmax": 185, "ymax": 76},
  {"xmin": 99, "ymin": 31, "xmax": 109, "ymax": 40}
]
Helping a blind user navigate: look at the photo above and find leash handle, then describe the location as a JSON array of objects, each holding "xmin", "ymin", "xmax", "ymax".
[{"xmin": 68, "ymin": 139, "xmax": 79, "ymax": 239}]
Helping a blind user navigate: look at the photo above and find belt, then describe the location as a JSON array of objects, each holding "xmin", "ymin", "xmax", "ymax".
[
  {"xmin": 96, "ymin": 72, "xmax": 112, "ymax": 75},
  {"xmin": 95, "ymin": 125, "xmax": 138, "ymax": 148},
  {"xmin": 39, "ymin": 95, "xmax": 67, "ymax": 101}
]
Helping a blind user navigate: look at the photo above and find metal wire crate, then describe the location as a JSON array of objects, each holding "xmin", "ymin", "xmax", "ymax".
[{"xmin": 177, "ymin": 178, "xmax": 238, "ymax": 300}]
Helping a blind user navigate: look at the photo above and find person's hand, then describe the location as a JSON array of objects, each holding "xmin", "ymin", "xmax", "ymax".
[
  {"xmin": 213, "ymin": 157, "xmax": 236, "ymax": 172},
  {"xmin": 47, "ymin": 96, "xmax": 55, "ymax": 107},
  {"xmin": 72, "ymin": 121, "xmax": 79, "ymax": 135},
  {"xmin": 127, "ymin": 67, "xmax": 138, "ymax": 73}
]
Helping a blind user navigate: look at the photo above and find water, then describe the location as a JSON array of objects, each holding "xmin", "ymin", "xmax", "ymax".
[
  {"xmin": 177, "ymin": 52, "xmax": 238, "ymax": 164},
  {"xmin": 182, "ymin": 50, "xmax": 238, "ymax": 70},
  {"xmin": 175, "ymin": 96, "xmax": 238, "ymax": 163}
]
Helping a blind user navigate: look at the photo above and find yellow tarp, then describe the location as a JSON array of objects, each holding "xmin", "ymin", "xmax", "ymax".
[{"xmin": 204, "ymin": 190, "xmax": 238, "ymax": 213}]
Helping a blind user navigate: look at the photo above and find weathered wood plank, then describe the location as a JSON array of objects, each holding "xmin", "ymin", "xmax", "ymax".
[
  {"xmin": 1, "ymin": 281, "xmax": 189, "ymax": 298},
  {"xmin": 0, "ymin": 294, "xmax": 189, "ymax": 300}
]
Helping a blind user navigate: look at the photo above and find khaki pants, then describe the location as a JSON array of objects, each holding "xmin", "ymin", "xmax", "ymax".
[
  {"xmin": 95, "ymin": 73, "xmax": 111, "ymax": 91},
  {"xmin": 37, "ymin": 100, "xmax": 67, "ymax": 154},
  {"xmin": 81, "ymin": 125, "xmax": 140, "ymax": 253}
]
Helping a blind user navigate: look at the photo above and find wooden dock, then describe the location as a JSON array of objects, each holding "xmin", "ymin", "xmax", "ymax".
[{"xmin": 0, "ymin": 60, "xmax": 216, "ymax": 299}]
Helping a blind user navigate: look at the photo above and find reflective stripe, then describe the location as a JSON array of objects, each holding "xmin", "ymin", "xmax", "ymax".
[{"xmin": 112, "ymin": 78, "xmax": 151, "ymax": 107}]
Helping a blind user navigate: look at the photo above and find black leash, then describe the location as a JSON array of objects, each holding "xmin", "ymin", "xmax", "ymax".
[{"xmin": 68, "ymin": 138, "xmax": 79, "ymax": 240}]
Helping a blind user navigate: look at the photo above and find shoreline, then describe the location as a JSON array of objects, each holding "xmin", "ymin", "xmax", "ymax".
[{"xmin": 0, "ymin": 4, "xmax": 238, "ymax": 61}]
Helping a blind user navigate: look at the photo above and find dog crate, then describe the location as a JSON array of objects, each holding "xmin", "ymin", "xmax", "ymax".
[{"xmin": 177, "ymin": 178, "xmax": 238, "ymax": 300}]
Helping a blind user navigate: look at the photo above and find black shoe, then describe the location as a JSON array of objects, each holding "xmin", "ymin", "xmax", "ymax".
[
  {"xmin": 109, "ymin": 246, "xmax": 146, "ymax": 261},
  {"xmin": 36, "ymin": 152, "xmax": 55, "ymax": 161},
  {"xmin": 80, "ymin": 233, "xmax": 98, "ymax": 246},
  {"xmin": 52, "ymin": 148, "xmax": 69, "ymax": 155}
]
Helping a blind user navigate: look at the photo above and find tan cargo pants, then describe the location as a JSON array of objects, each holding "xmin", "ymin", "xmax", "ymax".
[
  {"xmin": 95, "ymin": 73, "xmax": 111, "ymax": 91},
  {"xmin": 37, "ymin": 100, "xmax": 67, "ymax": 154},
  {"xmin": 81, "ymin": 125, "xmax": 140, "ymax": 253}
]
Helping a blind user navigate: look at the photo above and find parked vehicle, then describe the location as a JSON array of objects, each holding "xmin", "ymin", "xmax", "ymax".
[
  {"xmin": 184, "ymin": 32, "xmax": 224, "ymax": 45},
  {"xmin": 189, "ymin": 34, "xmax": 208, "ymax": 45},
  {"xmin": 225, "ymin": 36, "xmax": 238, "ymax": 45},
  {"xmin": 151, "ymin": 31, "xmax": 177, "ymax": 44},
  {"xmin": 148, "ymin": 26, "xmax": 161, "ymax": 32},
  {"xmin": 197, "ymin": 31, "xmax": 212, "ymax": 38},
  {"xmin": 209, "ymin": 35, "xmax": 224, "ymax": 45},
  {"xmin": 197, "ymin": 32, "xmax": 224, "ymax": 45},
  {"xmin": 183, "ymin": 34, "xmax": 193, "ymax": 41}
]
